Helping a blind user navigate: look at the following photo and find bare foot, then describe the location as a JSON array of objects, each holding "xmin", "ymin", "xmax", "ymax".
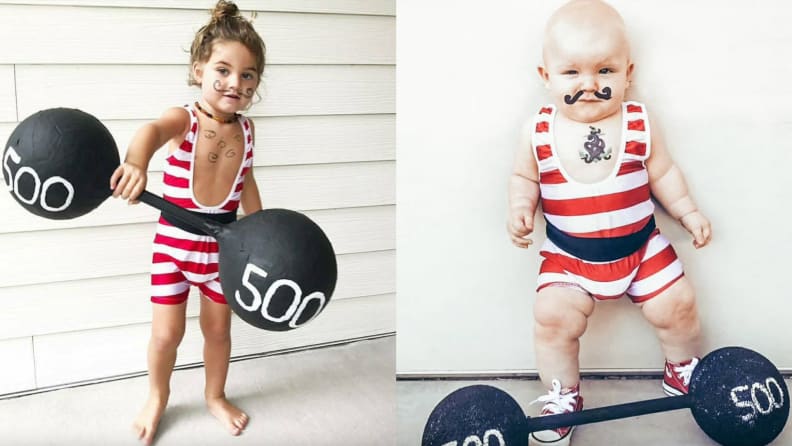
[
  {"xmin": 132, "ymin": 395, "xmax": 168, "ymax": 445},
  {"xmin": 207, "ymin": 396, "xmax": 249, "ymax": 436}
]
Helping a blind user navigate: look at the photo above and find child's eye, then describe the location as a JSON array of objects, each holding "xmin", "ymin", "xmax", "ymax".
[
  {"xmin": 562, "ymin": 70, "xmax": 578, "ymax": 75},
  {"xmin": 599, "ymin": 68, "xmax": 613, "ymax": 74},
  {"xmin": 242, "ymin": 73, "xmax": 256, "ymax": 81},
  {"xmin": 217, "ymin": 68, "xmax": 229, "ymax": 75}
]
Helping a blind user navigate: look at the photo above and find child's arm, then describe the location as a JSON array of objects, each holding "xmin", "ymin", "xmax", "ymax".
[
  {"xmin": 240, "ymin": 171, "xmax": 262, "ymax": 214},
  {"xmin": 645, "ymin": 116, "xmax": 712, "ymax": 248},
  {"xmin": 110, "ymin": 107, "xmax": 190, "ymax": 203},
  {"xmin": 508, "ymin": 120, "xmax": 542, "ymax": 248},
  {"xmin": 240, "ymin": 120, "xmax": 263, "ymax": 214}
]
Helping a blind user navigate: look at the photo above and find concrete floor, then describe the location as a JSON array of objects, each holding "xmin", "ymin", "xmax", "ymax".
[
  {"xmin": 0, "ymin": 336, "xmax": 395, "ymax": 446},
  {"xmin": 398, "ymin": 377, "xmax": 792, "ymax": 446}
]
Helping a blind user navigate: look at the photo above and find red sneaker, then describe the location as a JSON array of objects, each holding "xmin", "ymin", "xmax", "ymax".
[
  {"xmin": 663, "ymin": 357, "xmax": 700, "ymax": 396},
  {"xmin": 529, "ymin": 379, "xmax": 583, "ymax": 445}
]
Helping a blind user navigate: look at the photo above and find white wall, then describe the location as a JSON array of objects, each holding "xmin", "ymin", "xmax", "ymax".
[
  {"xmin": 397, "ymin": 0, "xmax": 792, "ymax": 375},
  {"xmin": 0, "ymin": 0, "xmax": 395, "ymax": 395}
]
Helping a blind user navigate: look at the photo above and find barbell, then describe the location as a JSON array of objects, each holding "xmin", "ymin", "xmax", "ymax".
[
  {"xmin": 2, "ymin": 108, "xmax": 337, "ymax": 331},
  {"xmin": 422, "ymin": 347, "xmax": 789, "ymax": 446}
]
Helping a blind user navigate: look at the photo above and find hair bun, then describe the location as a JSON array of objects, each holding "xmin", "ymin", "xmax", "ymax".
[{"xmin": 211, "ymin": 0, "xmax": 240, "ymax": 22}]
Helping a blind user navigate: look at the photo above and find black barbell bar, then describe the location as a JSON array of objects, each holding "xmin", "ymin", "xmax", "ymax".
[{"xmin": 524, "ymin": 393, "xmax": 690, "ymax": 432}]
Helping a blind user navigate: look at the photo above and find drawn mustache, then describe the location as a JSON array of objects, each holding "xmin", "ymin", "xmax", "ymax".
[
  {"xmin": 564, "ymin": 87, "xmax": 612, "ymax": 105},
  {"xmin": 213, "ymin": 80, "xmax": 255, "ymax": 99}
]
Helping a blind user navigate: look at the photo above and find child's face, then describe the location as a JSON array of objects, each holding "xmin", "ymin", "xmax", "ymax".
[
  {"xmin": 192, "ymin": 40, "xmax": 260, "ymax": 116},
  {"xmin": 538, "ymin": 26, "xmax": 633, "ymax": 123}
]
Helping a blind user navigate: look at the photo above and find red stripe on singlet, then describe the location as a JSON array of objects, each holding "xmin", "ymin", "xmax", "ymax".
[
  {"xmin": 563, "ymin": 216, "xmax": 655, "ymax": 239},
  {"xmin": 626, "ymin": 104, "xmax": 643, "ymax": 113},
  {"xmin": 536, "ymin": 144, "xmax": 553, "ymax": 161},
  {"xmin": 540, "ymin": 169, "xmax": 567, "ymax": 184},
  {"xmin": 627, "ymin": 119, "xmax": 645, "ymax": 131},
  {"xmin": 633, "ymin": 244, "xmax": 678, "ymax": 281},
  {"xmin": 625, "ymin": 141, "xmax": 647, "ymax": 157},
  {"xmin": 163, "ymin": 173, "xmax": 189, "ymax": 187},
  {"xmin": 541, "ymin": 184, "xmax": 651, "ymax": 217}
]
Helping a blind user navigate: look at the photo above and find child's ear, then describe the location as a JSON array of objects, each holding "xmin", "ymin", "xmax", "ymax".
[
  {"xmin": 626, "ymin": 62, "xmax": 635, "ymax": 87},
  {"xmin": 192, "ymin": 62, "xmax": 204, "ymax": 84},
  {"xmin": 537, "ymin": 65, "xmax": 550, "ymax": 88}
]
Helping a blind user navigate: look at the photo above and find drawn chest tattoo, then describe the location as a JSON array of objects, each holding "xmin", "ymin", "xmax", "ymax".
[
  {"xmin": 203, "ymin": 133, "xmax": 243, "ymax": 163},
  {"xmin": 580, "ymin": 126, "xmax": 612, "ymax": 164}
]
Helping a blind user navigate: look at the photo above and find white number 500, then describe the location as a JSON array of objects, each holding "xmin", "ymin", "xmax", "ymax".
[{"xmin": 234, "ymin": 263, "xmax": 327, "ymax": 329}]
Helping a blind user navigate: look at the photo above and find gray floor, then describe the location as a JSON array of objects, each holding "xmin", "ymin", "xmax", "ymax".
[
  {"xmin": 0, "ymin": 336, "xmax": 395, "ymax": 446},
  {"xmin": 398, "ymin": 377, "xmax": 792, "ymax": 446}
]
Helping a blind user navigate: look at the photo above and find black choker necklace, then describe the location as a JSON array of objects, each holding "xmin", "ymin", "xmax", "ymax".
[{"xmin": 194, "ymin": 102, "xmax": 238, "ymax": 124}]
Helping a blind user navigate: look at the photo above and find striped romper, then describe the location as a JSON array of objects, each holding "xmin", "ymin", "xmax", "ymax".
[
  {"xmin": 532, "ymin": 101, "xmax": 683, "ymax": 303},
  {"xmin": 150, "ymin": 104, "xmax": 254, "ymax": 305}
]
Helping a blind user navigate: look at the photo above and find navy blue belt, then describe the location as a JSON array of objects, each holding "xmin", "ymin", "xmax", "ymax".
[
  {"xmin": 545, "ymin": 215, "xmax": 656, "ymax": 262},
  {"xmin": 161, "ymin": 210, "xmax": 237, "ymax": 236}
]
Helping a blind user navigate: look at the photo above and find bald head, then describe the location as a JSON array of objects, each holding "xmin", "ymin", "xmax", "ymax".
[{"xmin": 543, "ymin": 0, "xmax": 630, "ymax": 64}]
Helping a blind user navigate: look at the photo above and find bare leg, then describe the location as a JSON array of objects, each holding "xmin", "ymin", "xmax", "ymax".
[
  {"xmin": 533, "ymin": 286, "xmax": 595, "ymax": 389},
  {"xmin": 640, "ymin": 277, "xmax": 701, "ymax": 362},
  {"xmin": 133, "ymin": 302, "xmax": 187, "ymax": 445},
  {"xmin": 200, "ymin": 295, "xmax": 249, "ymax": 435}
]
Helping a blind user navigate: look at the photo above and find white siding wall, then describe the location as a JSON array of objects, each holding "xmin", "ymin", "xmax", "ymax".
[{"xmin": 0, "ymin": 0, "xmax": 394, "ymax": 395}]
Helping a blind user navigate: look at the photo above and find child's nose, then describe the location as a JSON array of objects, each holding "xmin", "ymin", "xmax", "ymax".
[
  {"xmin": 227, "ymin": 74, "xmax": 241, "ymax": 88},
  {"xmin": 580, "ymin": 75, "xmax": 598, "ymax": 92}
]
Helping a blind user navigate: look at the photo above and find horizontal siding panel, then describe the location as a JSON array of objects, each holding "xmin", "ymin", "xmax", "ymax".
[
  {"xmin": 148, "ymin": 114, "xmax": 394, "ymax": 167},
  {"xmin": 0, "ymin": 337, "xmax": 36, "ymax": 395},
  {"xmin": 14, "ymin": 65, "xmax": 395, "ymax": 122},
  {"xmin": 0, "ymin": 162, "xmax": 395, "ymax": 233},
  {"xmin": 0, "ymin": 205, "xmax": 395, "ymax": 287},
  {"xmin": 0, "ymin": 6, "xmax": 394, "ymax": 65},
  {"xmin": 0, "ymin": 65, "xmax": 14, "ymax": 122},
  {"xmin": 0, "ymin": 250, "xmax": 394, "ymax": 339},
  {"xmin": 33, "ymin": 293, "xmax": 394, "ymax": 388},
  {"xmin": 0, "ymin": 114, "xmax": 395, "ymax": 169},
  {"xmin": 0, "ymin": 1, "xmax": 395, "ymax": 15}
]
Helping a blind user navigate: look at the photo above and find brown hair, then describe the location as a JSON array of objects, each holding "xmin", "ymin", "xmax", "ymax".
[{"xmin": 188, "ymin": 1, "xmax": 266, "ymax": 86}]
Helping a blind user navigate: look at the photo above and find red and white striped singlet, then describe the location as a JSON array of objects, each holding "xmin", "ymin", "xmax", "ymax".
[
  {"xmin": 150, "ymin": 104, "xmax": 254, "ymax": 305},
  {"xmin": 532, "ymin": 101, "xmax": 683, "ymax": 302}
]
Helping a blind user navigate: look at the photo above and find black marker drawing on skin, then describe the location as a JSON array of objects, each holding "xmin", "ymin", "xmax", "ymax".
[
  {"xmin": 564, "ymin": 87, "xmax": 612, "ymax": 104},
  {"xmin": 218, "ymin": 139, "xmax": 227, "ymax": 149},
  {"xmin": 580, "ymin": 126, "xmax": 612, "ymax": 163},
  {"xmin": 225, "ymin": 149, "xmax": 237, "ymax": 158},
  {"xmin": 208, "ymin": 152, "xmax": 219, "ymax": 163},
  {"xmin": 204, "ymin": 130, "xmax": 216, "ymax": 139},
  {"xmin": 213, "ymin": 80, "xmax": 255, "ymax": 98}
]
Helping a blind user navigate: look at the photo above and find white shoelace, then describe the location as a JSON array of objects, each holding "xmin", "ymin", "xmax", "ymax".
[
  {"xmin": 530, "ymin": 379, "xmax": 578, "ymax": 414},
  {"xmin": 673, "ymin": 357, "xmax": 700, "ymax": 386}
]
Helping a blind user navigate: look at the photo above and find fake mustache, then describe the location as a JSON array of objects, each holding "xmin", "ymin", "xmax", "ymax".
[
  {"xmin": 213, "ymin": 80, "xmax": 255, "ymax": 99},
  {"xmin": 564, "ymin": 87, "xmax": 612, "ymax": 105}
]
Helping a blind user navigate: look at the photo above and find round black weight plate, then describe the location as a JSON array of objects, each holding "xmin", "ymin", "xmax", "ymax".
[
  {"xmin": 422, "ymin": 385, "xmax": 526, "ymax": 446},
  {"xmin": 219, "ymin": 208, "xmax": 337, "ymax": 331},
  {"xmin": 690, "ymin": 346, "xmax": 789, "ymax": 446},
  {"xmin": 3, "ymin": 108, "xmax": 119, "ymax": 219}
]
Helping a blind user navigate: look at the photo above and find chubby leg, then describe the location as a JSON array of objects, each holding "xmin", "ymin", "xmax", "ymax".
[
  {"xmin": 133, "ymin": 302, "xmax": 187, "ymax": 445},
  {"xmin": 533, "ymin": 286, "xmax": 595, "ymax": 389},
  {"xmin": 639, "ymin": 276, "xmax": 701, "ymax": 363},
  {"xmin": 200, "ymin": 295, "xmax": 249, "ymax": 436}
]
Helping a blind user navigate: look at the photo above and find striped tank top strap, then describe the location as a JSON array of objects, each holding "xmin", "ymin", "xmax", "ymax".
[
  {"xmin": 532, "ymin": 105, "xmax": 566, "ymax": 186},
  {"xmin": 237, "ymin": 115, "xmax": 254, "ymax": 180},
  {"xmin": 622, "ymin": 101, "xmax": 651, "ymax": 163}
]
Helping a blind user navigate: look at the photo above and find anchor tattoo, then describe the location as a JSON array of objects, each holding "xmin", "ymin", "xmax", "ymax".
[{"xmin": 580, "ymin": 126, "xmax": 612, "ymax": 163}]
